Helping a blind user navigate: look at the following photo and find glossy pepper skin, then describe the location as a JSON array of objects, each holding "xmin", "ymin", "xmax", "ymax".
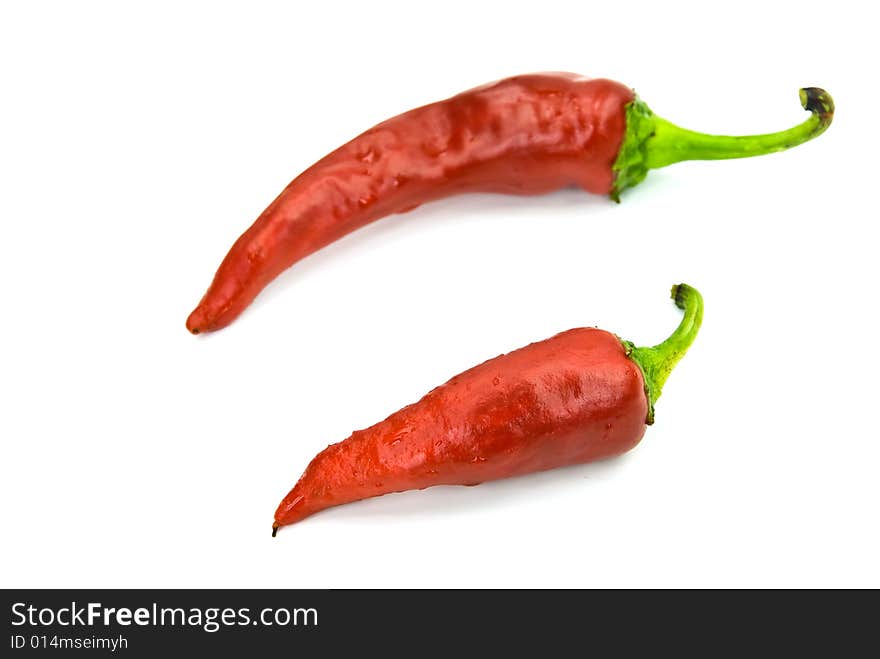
[
  {"xmin": 273, "ymin": 284, "xmax": 703, "ymax": 533},
  {"xmin": 187, "ymin": 74, "xmax": 631, "ymax": 333},
  {"xmin": 188, "ymin": 74, "xmax": 831, "ymax": 334}
]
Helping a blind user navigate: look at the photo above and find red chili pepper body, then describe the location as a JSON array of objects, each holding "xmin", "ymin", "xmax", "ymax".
[
  {"xmin": 273, "ymin": 284, "xmax": 703, "ymax": 532},
  {"xmin": 276, "ymin": 329, "xmax": 645, "ymax": 527},
  {"xmin": 187, "ymin": 74, "xmax": 631, "ymax": 333}
]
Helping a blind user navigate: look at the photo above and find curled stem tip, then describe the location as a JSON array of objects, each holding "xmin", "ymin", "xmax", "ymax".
[
  {"xmin": 626, "ymin": 284, "xmax": 703, "ymax": 424},
  {"xmin": 671, "ymin": 283, "xmax": 688, "ymax": 310},
  {"xmin": 799, "ymin": 87, "xmax": 834, "ymax": 123}
]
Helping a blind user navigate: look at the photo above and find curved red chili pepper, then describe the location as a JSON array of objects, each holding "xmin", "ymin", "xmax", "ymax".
[
  {"xmin": 187, "ymin": 74, "xmax": 831, "ymax": 334},
  {"xmin": 272, "ymin": 284, "xmax": 703, "ymax": 533}
]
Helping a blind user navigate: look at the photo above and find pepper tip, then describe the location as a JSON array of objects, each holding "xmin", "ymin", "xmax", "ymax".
[
  {"xmin": 271, "ymin": 522, "xmax": 279, "ymax": 538},
  {"xmin": 186, "ymin": 307, "xmax": 204, "ymax": 335}
]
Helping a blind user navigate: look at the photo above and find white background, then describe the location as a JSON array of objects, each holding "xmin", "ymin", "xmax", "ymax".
[{"xmin": 2, "ymin": 0, "xmax": 877, "ymax": 588}]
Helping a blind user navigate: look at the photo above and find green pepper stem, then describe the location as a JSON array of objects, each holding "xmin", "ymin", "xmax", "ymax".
[
  {"xmin": 644, "ymin": 88, "xmax": 834, "ymax": 169},
  {"xmin": 625, "ymin": 284, "xmax": 703, "ymax": 425}
]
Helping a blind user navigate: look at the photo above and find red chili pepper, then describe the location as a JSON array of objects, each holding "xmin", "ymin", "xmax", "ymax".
[
  {"xmin": 187, "ymin": 74, "xmax": 831, "ymax": 334},
  {"xmin": 272, "ymin": 283, "xmax": 702, "ymax": 533}
]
